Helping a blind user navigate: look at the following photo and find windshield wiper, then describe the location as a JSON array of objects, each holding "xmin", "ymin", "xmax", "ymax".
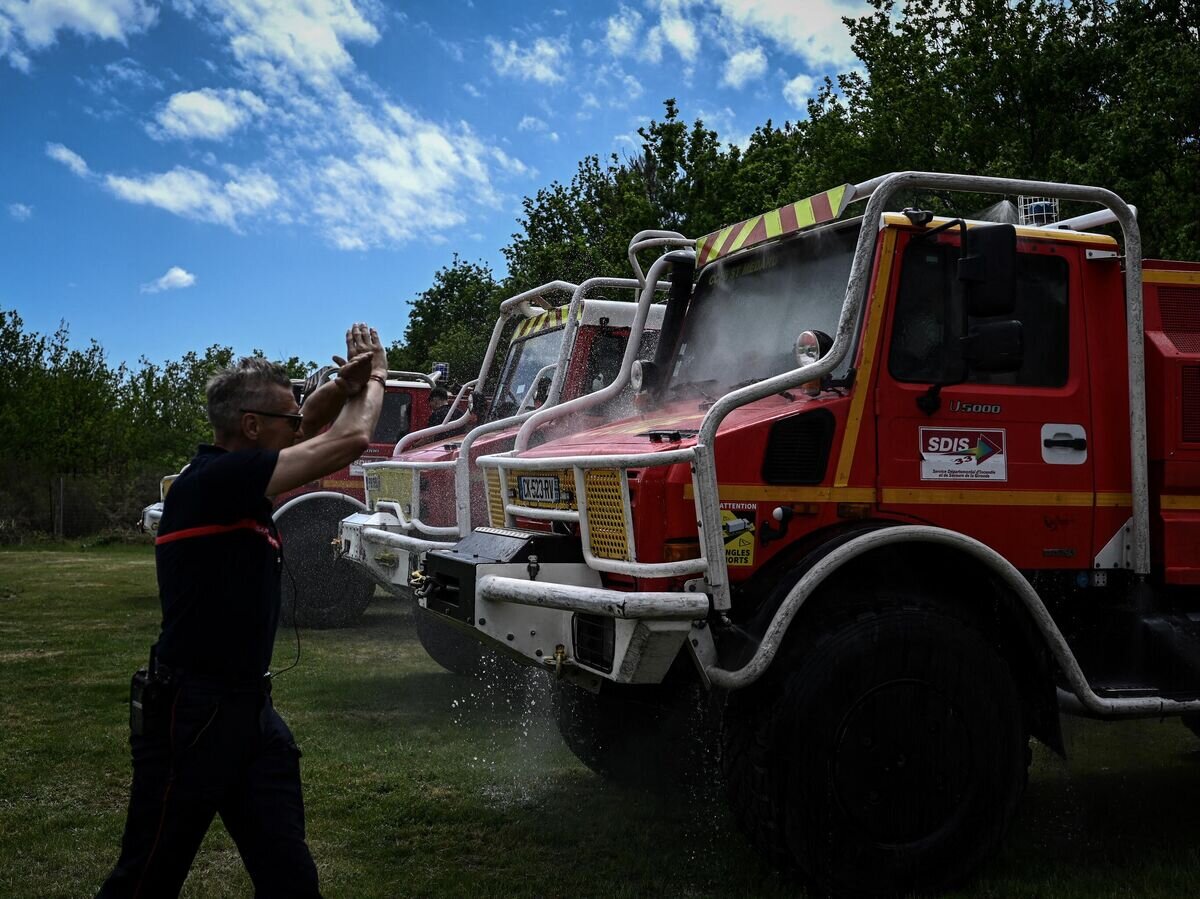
[{"xmin": 669, "ymin": 378, "xmax": 718, "ymax": 402}]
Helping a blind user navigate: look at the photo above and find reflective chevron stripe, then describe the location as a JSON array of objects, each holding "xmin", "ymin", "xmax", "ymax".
[{"xmin": 694, "ymin": 183, "xmax": 854, "ymax": 268}]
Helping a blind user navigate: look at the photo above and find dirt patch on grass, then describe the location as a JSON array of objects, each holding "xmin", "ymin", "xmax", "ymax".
[{"xmin": 0, "ymin": 649, "xmax": 65, "ymax": 663}]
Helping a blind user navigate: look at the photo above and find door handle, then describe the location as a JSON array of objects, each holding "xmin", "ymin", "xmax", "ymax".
[{"xmin": 1043, "ymin": 437, "xmax": 1087, "ymax": 451}]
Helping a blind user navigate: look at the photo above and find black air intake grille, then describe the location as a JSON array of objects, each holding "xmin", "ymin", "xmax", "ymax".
[
  {"xmin": 762, "ymin": 410, "xmax": 835, "ymax": 485},
  {"xmin": 1183, "ymin": 366, "xmax": 1200, "ymax": 443},
  {"xmin": 573, "ymin": 613, "xmax": 615, "ymax": 673}
]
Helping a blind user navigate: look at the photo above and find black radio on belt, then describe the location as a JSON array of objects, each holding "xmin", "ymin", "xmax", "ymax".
[{"xmin": 129, "ymin": 647, "xmax": 177, "ymax": 737}]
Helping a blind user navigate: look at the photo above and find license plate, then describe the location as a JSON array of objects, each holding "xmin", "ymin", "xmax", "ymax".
[
  {"xmin": 518, "ymin": 476, "xmax": 561, "ymax": 504},
  {"xmin": 350, "ymin": 462, "xmax": 365, "ymax": 476}
]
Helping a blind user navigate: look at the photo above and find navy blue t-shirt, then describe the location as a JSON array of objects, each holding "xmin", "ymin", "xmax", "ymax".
[{"xmin": 154, "ymin": 444, "xmax": 281, "ymax": 681}]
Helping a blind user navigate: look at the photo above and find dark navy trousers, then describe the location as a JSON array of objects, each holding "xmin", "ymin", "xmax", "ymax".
[{"xmin": 98, "ymin": 680, "xmax": 322, "ymax": 898}]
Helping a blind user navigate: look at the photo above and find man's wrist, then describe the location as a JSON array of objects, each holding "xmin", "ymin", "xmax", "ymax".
[
  {"xmin": 367, "ymin": 373, "xmax": 386, "ymax": 387},
  {"xmin": 335, "ymin": 377, "xmax": 362, "ymax": 398}
]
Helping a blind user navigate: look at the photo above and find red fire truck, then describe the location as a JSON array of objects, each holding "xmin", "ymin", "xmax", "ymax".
[
  {"xmin": 338, "ymin": 275, "xmax": 667, "ymax": 662},
  {"xmin": 415, "ymin": 172, "xmax": 1200, "ymax": 893},
  {"xmin": 274, "ymin": 369, "xmax": 439, "ymax": 627}
]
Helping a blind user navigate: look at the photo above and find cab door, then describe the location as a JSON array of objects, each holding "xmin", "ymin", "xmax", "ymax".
[{"xmin": 875, "ymin": 232, "xmax": 1094, "ymax": 570}]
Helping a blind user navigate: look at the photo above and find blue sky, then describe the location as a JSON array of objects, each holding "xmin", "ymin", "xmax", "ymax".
[{"xmin": 1, "ymin": 0, "xmax": 871, "ymax": 370}]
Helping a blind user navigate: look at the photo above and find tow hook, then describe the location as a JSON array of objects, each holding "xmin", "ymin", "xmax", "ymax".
[
  {"xmin": 409, "ymin": 568, "xmax": 427, "ymax": 598},
  {"xmin": 553, "ymin": 644, "xmax": 567, "ymax": 678}
]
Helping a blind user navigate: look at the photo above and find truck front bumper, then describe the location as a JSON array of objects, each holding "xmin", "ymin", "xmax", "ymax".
[
  {"xmin": 339, "ymin": 512, "xmax": 454, "ymax": 595},
  {"xmin": 420, "ymin": 528, "xmax": 710, "ymax": 685}
]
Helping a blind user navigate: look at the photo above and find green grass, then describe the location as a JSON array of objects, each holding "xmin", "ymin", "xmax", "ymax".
[{"xmin": 2, "ymin": 545, "xmax": 1200, "ymax": 897}]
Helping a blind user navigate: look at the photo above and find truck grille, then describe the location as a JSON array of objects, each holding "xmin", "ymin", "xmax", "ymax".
[
  {"xmin": 1161, "ymin": 287, "xmax": 1200, "ymax": 354},
  {"xmin": 484, "ymin": 468, "xmax": 505, "ymax": 527},
  {"xmin": 573, "ymin": 613, "xmax": 615, "ymax": 673},
  {"xmin": 368, "ymin": 468, "xmax": 414, "ymax": 513},
  {"xmin": 584, "ymin": 469, "xmax": 631, "ymax": 561}
]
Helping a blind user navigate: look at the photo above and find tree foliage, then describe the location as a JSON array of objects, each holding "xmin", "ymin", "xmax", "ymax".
[
  {"xmin": 389, "ymin": 0, "xmax": 1200, "ymax": 376},
  {"xmin": 386, "ymin": 255, "xmax": 504, "ymax": 381},
  {"xmin": 5, "ymin": 0, "xmax": 1199, "ymax": 535}
]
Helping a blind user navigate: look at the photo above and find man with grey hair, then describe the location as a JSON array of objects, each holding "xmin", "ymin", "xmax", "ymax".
[{"xmin": 99, "ymin": 323, "xmax": 388, "ymax": 898}]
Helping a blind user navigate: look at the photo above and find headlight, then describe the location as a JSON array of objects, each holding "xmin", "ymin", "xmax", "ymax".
[{"xmin": 631, "ymin": 359, "xmax": 656, "ymax": 393}]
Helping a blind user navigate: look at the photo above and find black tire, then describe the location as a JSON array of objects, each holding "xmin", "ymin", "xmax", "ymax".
[
  {"xmin": 413, "ymin": 606, "xmax": 530, "ymax": 687},
  {"xmin": 722, "ymin": 596, "xmax": 1028, "ymax": 896},
  {"xmin": 553, "ymin": 679, "xmax": 720, "ymax": 788},
  {"xmin": 277, "ymin": 497, "xmax": 374, "ymax": 629},
  {"xmin": 413, "ymin": 604, "xmax": 488, "ymax": 676}
]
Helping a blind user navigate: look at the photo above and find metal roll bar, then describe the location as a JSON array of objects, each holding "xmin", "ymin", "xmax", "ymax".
[{"xmin": 394, "ymin": 280, "xmax": 579, "ymax": 454}]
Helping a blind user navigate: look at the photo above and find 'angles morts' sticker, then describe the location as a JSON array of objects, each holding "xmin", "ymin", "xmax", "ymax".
[{"xmin": 919, "ymin": 428, "xmax": 1007, "ymax": 482}]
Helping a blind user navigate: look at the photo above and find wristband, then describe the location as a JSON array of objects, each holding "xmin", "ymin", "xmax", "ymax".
[{"xmin": 368, "ymin": 374, "xmax": 386, "ymax": 387}]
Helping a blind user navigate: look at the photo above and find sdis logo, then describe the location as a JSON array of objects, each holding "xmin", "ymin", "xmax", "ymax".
[{"xmin": 927, "ymin": 436, "xmax": 973, "ymax": 453}]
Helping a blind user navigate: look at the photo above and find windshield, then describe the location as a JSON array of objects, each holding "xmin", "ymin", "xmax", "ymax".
[
  {"xmin": 488, "ymin": 325, "xmax": 567, "ymax": 419},
  {"xmin": 670, "ymin": 223, "xmax": 859, "ymax": 394}
]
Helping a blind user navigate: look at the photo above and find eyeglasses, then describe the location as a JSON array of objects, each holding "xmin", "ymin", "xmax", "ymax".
[{"xmin": 241, "ymin": 408, "xmax": 303, "ymax": 432}]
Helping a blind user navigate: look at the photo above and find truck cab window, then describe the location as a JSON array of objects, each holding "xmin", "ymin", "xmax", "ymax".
[
  {"xmin": 889, "ymin": 241, "xmax": 1070, "ymax": 387},
  {"xmin": 373, "ymin": 391, "xmax": 411, "ymax": 443}
]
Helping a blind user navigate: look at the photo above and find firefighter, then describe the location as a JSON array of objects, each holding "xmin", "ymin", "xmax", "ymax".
[
  {"xmin": 97, "ymin": 323, "xmax": 388, "ymax": 899},
  {"xmin": 426, "ymin": 384, "xmax": 453, "ymax": 426}
]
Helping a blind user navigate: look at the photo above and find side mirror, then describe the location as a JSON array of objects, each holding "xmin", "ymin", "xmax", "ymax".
[
  {"xmin": 958, "ymin": 224, "xmax": 1016, "ymax": 317},
  {"xmin": 962, "ymin": 320, "xmax": 1023, "ymax": 373}
]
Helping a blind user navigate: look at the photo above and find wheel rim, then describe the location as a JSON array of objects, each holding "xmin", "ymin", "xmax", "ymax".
[{"xmin": 832, "ymin": 678, "xmax": 972, "ymax": 845}]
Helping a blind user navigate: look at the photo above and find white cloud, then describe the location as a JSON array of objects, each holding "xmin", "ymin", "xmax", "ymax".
[
  {"xmin": 604, "ymin": 6, "xmax": 641, "ymax": 57},
  {"xmin": 440, "ymin": 39, "xmax": 462, "ymax": 62},
  {"xmin": 642, "ymin": 1, "xmax": 699, "ymax": 62},
  {"xmin": 105, "ymin": 166, "xmax": 279, "ymax": 228},
  {"xmin": 141, "ymin": 265, "xmax": 196, "ymax": 293},
  {"xmin": 194, "ymin": 0, "xmax": 381, "ymax": 89},
  {"xmin": 294, "ymin": 100, "xmax": 523, "ymax": 250},
  {"xmin": 660, "ymin": 13, "xmax": 698, "ymax": 60},
  {"xmin": 518, "ymin": 115, "xmax": 547, "ymax": 132},
  {"xmin": 462, "ymin": 82, "xmax": 482, "ymax": 98},
  {"xmin": 709, "ymin": 0, "xmax": 866, "ymax": 70},
  {"xmin": 487, "ymin": 35, "xmax": 567, "ymax": 84},
  {"xmin": 782, "ymin": 72, "xmax": 816, "ymax": 109},
  {"xmin": 8, "ymin": 202, "xmax": 32, "ymax": 220},
  {"xmin": 30, "ymin": 1, "xmax": 530, "ymax": 251},
  {"xmin": 722, "ymin": 46, "xmax": 767, "ymax": 89},
  {"xmin": 150, "ymin": 88, "xmax": 266, "ymax": 141},
  {"xmin": 46, "ymin": 142, "xmax": 89, "ymax": 177},
  {"xmin": 1, "ymin": 0, "xmax": 157, "ymax": 70},
  {"xmin": 78, "ymin": 56, "xmax": 161, "ymax": 94}
]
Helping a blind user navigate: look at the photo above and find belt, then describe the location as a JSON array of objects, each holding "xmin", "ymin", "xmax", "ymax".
[{"xmin": 155, "ymin": 661, "xmax": 272, "ymax": 695}]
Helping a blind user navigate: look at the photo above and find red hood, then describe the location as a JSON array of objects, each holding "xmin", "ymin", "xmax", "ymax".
[
  {"xmin": 391, "ymin": 426, "xmax": 522, "ymax": 463},
  {"xmin": 518, "ymin": 393, "xmax": 846, "ymax": 458}
]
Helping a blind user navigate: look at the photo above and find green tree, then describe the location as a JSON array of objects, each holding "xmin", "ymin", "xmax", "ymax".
[{"xmin": 387, "ymin": 256, "xmax": 504, "ymax": 381}]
